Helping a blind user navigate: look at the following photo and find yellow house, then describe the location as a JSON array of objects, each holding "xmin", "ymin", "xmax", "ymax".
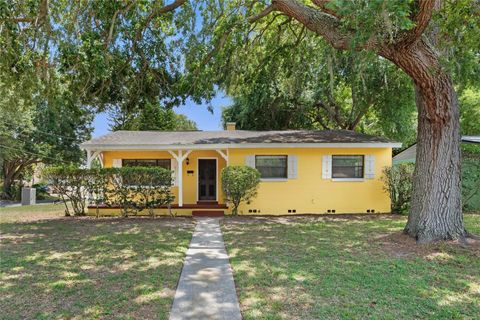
[{"xmin": 80, "ymin": 123, "xmax": 401, "ymax": 216}]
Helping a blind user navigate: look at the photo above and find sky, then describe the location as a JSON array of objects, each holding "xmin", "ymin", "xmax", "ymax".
[{"xmin": 92, "ymin": 93, "xmax": 232, "ymax": 138}]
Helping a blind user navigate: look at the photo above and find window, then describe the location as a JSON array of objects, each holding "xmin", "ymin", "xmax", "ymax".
[
  {"xmin": 255, "ymin": 155, "xmax": 287, "ymax": 179},
  {"xmin": 122, "ymin": 159, "xmax": 171, "ymax": 170},
  {"xmin": 332, "ymin": 155, "xmax": 364, "ymax": 179}
]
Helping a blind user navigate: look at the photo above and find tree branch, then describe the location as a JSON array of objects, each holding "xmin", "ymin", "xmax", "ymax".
[
  {"xmin": 143, "ymin": 0, "xmax": 186, "ymax": 26},
  {"xmin": 248, "ymin": 5, "xmax": 276, "ymax": 23},
  {"xmin": 105, "ymin": 1, "xmax": 136, "ymax": 48},
  {"xmin": 394, "ymin": 0, "xmax": 437, "ymax": 48},
  {"xmin": 135, "ymin": 0, "xmax": 186, "ymax": 43},
  {"xmin": 270, "ymin": 0, "xmax": 377, "ymax": 50},
  {"xmin": 311, "ymin": 0, "xmax": 340, "ymax": 18},
  {"xmin": 197, "ymin": 32, "xmax": 230, "ymax": 73}
]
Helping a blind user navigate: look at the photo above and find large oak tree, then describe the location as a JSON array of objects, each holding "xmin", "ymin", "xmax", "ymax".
[{"xmin": 185, "ymin": 0, "xmax": 479, "ymax": 243}]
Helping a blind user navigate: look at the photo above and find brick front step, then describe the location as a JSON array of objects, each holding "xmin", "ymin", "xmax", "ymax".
[
  {"xmin": 192, "ymin": 210, "xmax": 225, "ymax": 217},
  {"xmin": 196, "ymin": 200, "xmax": 219, "ymax": 205}
]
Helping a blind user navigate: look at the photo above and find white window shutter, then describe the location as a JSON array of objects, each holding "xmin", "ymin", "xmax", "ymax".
[
  {"xmin": 112, "ymin": 159, "xmax": 122, "ymax": 168},
  {"xmin": 245, "ymin": 155, "xmax": 255, "ymax": 168},
  {"xmin": 365, "ymin": 155, "xmax": 375, "ymax": 179},
  {"xmin": 287, "ymin": 155, "xmax": 298, "ymax": 179},
  {"xmin": 322, "ymin": 155, "xmax": 332, "ymax": 179},
  {"xmin": 171, "ymin": 158, "xmax": 178, "ymax": 186}
]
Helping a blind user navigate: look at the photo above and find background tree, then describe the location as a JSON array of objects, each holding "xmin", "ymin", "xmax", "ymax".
[
  {"xmin": 459, "ymin": 88, "xmax": 480, "ymax": 136},
  {"xmin": 174, "ymin": 114, "xmax": 198, "ymax": 131},
  {"xmin": 220, "ymin": 28, "xmax": 417, "ymax": 144},
  {"xmin": 0, "ymin": 0, "xmax": 198, "ymax": 197},
  {"xmin": 0, "ymin": 74, "xmax": 92, "ymax": 199},
  {"xmin": 109, "ymin": 102, "xmax": 197, "ymax": 131}
]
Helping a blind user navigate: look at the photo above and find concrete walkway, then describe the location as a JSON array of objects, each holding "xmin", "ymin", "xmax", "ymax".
[{"xmin": 169, "ymin": 218, "xmax": 242, "ymax": 320}]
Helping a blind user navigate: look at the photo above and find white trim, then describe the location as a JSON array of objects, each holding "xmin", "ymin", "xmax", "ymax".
[
  {"xmin": 331, "ymin": 178, "xmax": 365, "ymax": 182},
  {"xmin": 81, "ymin": 142, "xmax": 402, "ymax": 151},
  {"xmin": 287, "ymin": 155, "xmax": 298, "ymax": 179},
  {"xmin": 98, "ymin": 153, "xmax": 104, "ymax": 168},
  {"xmin": 365, "ymin": 154, "xmax": 375, "ymax": 179},
  {"xmin": 215, "ymin": 149, "xmax": 228, "ymax": 162},
  {"xmin": 260, "ymin": 178, "xmax": 288, "ymax": 182},
  {"xmin": 322, "ymin": 155, "xmax": 332, "ymax": 179},
  {"xmin": 196, "ymin": 157, "xmax": 218, "ymax": 202},
  {"xmin": 86, "ymin": 150, "xmax": 92, "ymax": 168}
]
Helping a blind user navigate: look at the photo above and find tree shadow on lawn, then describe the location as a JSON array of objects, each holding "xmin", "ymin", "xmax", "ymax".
[
  {"xmin": 221, "ymin": 215, "xmax": 480, "ymax": 320},
  {"xmin": 0, "ymin": 217, "xmax": 195, "ymax": 320}
]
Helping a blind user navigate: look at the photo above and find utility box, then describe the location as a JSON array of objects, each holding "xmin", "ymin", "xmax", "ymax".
[{"xmin": 21, "ymin": 187, "xmax": 36, "ymax": 206}]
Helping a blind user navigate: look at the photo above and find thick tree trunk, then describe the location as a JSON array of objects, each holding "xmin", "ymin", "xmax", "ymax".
[
  {"xmin": 2, "ymin": 176, "xmax": 14, "ymax": 199},
  {"xmin": 384, "ymin": 39, "xmax": 466, "ymax": 243},
  {"xmin": 2, "ymin": 163, "xmax": 16, "ymax": 199}
]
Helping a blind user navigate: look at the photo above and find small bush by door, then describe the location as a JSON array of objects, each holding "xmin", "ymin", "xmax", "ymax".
[{"xmin": 221, "ymin": 166, "xmax": 261, "ymax": 215}]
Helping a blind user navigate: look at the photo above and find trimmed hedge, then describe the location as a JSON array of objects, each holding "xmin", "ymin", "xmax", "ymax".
[{"xmin": 44, "ymin": 166, "xmax": 174, "ymax": 217}]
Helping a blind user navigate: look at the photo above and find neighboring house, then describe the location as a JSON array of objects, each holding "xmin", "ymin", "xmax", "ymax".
[
  {"xmin": 80, "ymin": 124, "xmax": 401, "ymax": 216},
  {"xmin": 393, "ymin": 136, "xmax": 480, "ymax": 164}
]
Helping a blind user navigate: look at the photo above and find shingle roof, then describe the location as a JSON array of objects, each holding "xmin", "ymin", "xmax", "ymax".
[
  {"xmin": 393, "ymin": 144, "xmax": 417, "ymax": 164},
  {"xmin": 81, "ymin": 130, "xmax": 400, "ymax": 149}
]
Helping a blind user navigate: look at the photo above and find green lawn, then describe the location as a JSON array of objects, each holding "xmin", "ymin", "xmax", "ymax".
[
  {"xmin": 0, "ymin": 203, "xmax": 67, "ymax": 223},
  {"xmin": 222, "ymin": 214, "xmax": 480, "ymax": 320},
  {"xmin": 0, "ymin": 205, "xmax": 194, "ymax": 320}
]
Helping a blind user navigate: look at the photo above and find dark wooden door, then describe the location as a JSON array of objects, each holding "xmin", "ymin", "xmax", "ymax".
[{"xmin": 198, "ymin": 159, "xmax": 216, "ymax": 201}]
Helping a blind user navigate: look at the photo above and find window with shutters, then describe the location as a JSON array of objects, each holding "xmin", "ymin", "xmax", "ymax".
[
  {"xmin": 122, "ymin": 159, "xmax": 171, "ymax": 170},
  {"xmin": 255, "ymin": 155, "xmax": 287, "ymax": 179},
  {"xmin": 332, "ymin": 155, "xmax": 364, "ymax": 179}
]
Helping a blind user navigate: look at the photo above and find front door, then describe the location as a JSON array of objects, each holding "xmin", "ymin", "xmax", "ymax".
[{"xmin": 198, "ymin": 159, "xmax": 216, "ymax": 201}]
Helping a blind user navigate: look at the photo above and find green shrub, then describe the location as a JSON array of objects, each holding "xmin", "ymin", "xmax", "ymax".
[
  {"xmin": 44, "ymin": 166, "xmax": 89, "ymax": 216},
  {"xmin": 84, "ymin": 168, "xmax": 110, "ymax": 218},
  {"xmin": 382, "ymin": 164, "xmax": 415, "ymax": 214},
  {"xmin": 104, "ymin": 167, "xmax": 174, "ymax": 217},
  {"xmin": 45, "ymin": 166, "xmax": 174, "ymax": 218},
  {"xmin": 131, "ymin": 167, "xmax": 175, "ymax": 218},
  {"xmin": 221, "ymin": 166, "xmax": 261, "ymax": 215}
]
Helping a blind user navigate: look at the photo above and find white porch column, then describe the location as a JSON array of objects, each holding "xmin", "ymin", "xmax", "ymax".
[
  {"xmin": 177, "ymin": 150, "xmax": 184, "ymax": 207},
  {"xmin": 168, "ymin": 150, "xmax": 192, "ymax": 207},
  {"xmin": 215, "ymin": 149, "xmax": 229, "ymax": 164},
  {"xmin": 86, "ymin": 150, "xmax": 92, "ymax": 168}
]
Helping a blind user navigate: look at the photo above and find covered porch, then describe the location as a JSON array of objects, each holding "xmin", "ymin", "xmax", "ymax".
[{"xmin": 85, "ymin": 148, "xmax": 230, "ymax": 216}]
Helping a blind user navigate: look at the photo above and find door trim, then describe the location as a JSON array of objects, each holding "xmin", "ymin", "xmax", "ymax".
[{"xmin": 197, "ymin": 157, "xmax": 218, "ymax": 202}]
